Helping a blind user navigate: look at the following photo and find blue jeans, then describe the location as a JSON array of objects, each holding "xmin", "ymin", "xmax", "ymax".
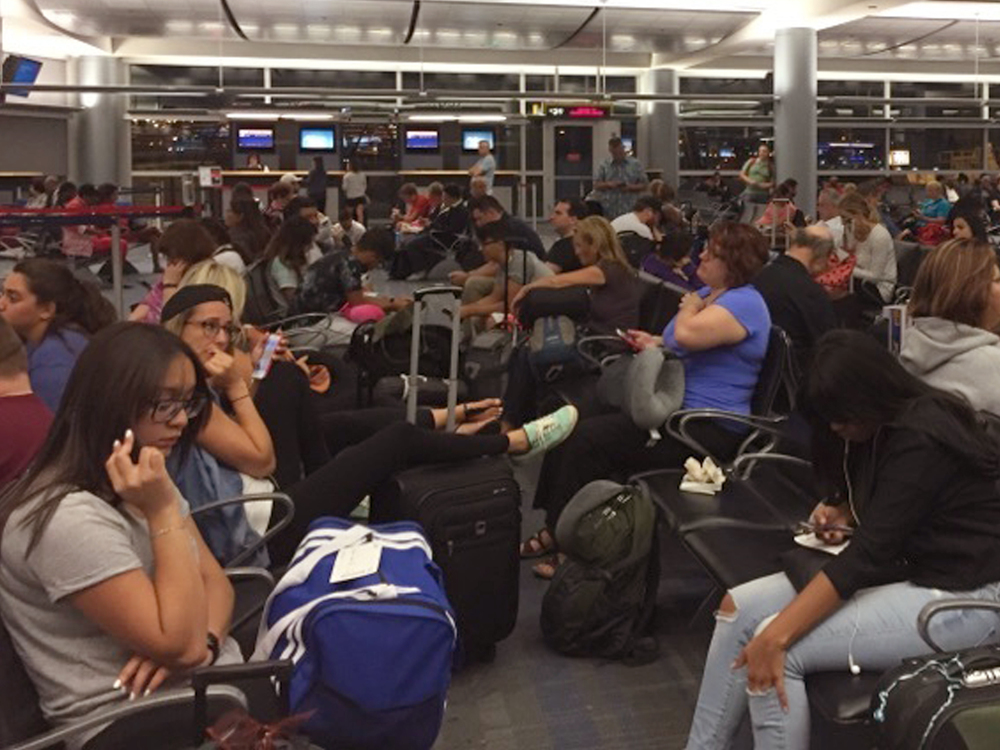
[{"xmin": 686, "ymin": 573, "xmax": 1000, "ymax": 750}]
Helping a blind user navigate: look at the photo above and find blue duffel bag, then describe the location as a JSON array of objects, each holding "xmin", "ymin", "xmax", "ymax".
[{"xmin": 253, "ymin": 518, "xmax": 456, "ymax": 750}]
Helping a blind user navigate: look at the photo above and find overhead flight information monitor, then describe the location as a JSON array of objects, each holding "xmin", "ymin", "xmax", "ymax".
[
  {"xmin": 299, "ymin": 127, "xmax": 336, "ymax": 151},
  {"xmin": 236, "ymin": 128, "xmax": 275, "ymax": 150},
  {"xmin": 462, "ymin": 129, "xmax": 495, "ymax": 151}
]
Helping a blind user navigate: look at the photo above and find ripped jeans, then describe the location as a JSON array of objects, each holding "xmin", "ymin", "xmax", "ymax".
[{"xmin": 685, "ymin": 573, "xmax": 1000, "ymax": 750}]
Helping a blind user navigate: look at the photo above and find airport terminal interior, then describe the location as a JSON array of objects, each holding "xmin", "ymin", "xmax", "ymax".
[{"xmin": 5, "ymin": 0, "xmax": 1000, "ymax": 749}]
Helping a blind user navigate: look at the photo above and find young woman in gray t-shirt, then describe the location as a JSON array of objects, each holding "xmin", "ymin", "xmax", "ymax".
[{"xmin": 0, "ymin": 323, "xmax": 236, "ymax": 732}]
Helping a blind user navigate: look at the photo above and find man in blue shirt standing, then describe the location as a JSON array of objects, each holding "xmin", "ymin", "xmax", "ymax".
[
  {"xmin": 593, "ymin": 136, "xmax": 648, "ymax": 220},
  {"xmin": 469, "ymin": 140, "xmax": 497, "ymax": 194}
]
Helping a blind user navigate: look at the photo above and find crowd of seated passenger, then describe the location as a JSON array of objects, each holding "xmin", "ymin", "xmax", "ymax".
[{"xmin": 8, "ymin": 155, "xmax": 1000, "ymax": 750}]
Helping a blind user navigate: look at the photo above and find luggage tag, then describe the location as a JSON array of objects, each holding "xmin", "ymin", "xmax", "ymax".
[{"xmin": 330, "ymin": 539, "xmax": 383, "ymax": 584}]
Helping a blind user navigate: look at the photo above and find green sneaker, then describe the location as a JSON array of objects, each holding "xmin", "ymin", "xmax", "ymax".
[{"xmin": 518, "ymin": 405, "xmax": 579, "ymax": 461}]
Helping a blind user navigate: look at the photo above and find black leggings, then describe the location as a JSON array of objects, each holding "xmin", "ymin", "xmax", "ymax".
[
  {"xmin": 501, "ymin": 345, "xmax": 537, "ymax": 428},
  {"xmin": 533, "ymin": 411, "xmax": 742, "ymax": 529},
  {"xmin": 270, "ymin": 417, "xmax": 510, "ymax": 565},
  {"xmin": 253, "ymin": 361, "xmax": 331, "ymax": 489},
  {"xmin": 319, "ymin": 407, "xmax": 434, "ymax": 457}
]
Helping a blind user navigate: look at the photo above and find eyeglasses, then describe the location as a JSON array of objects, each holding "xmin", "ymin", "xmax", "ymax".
[
  {"xmin": 149, "ymin": 393, "xmax": 208, "ymax": 424},
  {"xmin": 186, "ymin": 319, "xmax": 241, "ymax": 341}
]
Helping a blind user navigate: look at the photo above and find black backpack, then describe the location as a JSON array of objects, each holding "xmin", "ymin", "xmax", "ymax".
[
  {"xmin": 348, "ymin": 308, "xmax": 453, "ymax": 384},
  {"xmin": 540, "ymin": 481, "xmax": 660, "ymax": 664},
  {"xmin": 243, "ymin": 258, "xmax": 288, "ymax": 326}
]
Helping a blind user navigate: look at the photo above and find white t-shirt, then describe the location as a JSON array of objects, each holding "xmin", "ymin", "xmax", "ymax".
[
  {"xmin": 331, "ymin": 221, "xmax": 367, "ymax": 249},
  {"xmin": 0, "ymin": 490, "xmax": 240, "ymax": 737},
  {"xmin": 342, "ymin": 172, "xmax": 367, "ymax": 200},
  {"xmin": 611, "ymin": 212, "xmax": 654, "ymax": 240}
]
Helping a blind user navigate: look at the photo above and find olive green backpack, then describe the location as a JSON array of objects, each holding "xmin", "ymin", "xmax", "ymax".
[{"xmin": 539, "ymin": 481, "xmax": 660, "ymax": 665}]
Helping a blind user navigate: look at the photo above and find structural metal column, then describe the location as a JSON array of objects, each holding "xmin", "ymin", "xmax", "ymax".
[
  {"xmin": 774, "ymin": 27, "xmax": 817, "ymax": 218},
  {"xmin": 640, "ymin": 68, "xmax": 679, "ymax": 189},
  {"xmin": 70, "ymin": 56, "xmax": 131, "ymax": 187}
]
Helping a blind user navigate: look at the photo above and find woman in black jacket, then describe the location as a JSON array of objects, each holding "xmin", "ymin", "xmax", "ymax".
[{"xmin": 686, "ymin": 329, "xmax": 1000, "ymax": 750}]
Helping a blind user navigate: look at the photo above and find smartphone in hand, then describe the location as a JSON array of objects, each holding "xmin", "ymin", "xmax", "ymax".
[{"xmin": 252, "ymin": 334, "xmax": 282, "ymax": 380}]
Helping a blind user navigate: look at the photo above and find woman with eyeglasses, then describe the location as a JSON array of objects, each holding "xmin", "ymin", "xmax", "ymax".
[
  {"xmin": 0, "ymin": 323, "xmax": 239, "ymax": 739},
  {"xmin": 161, "ymin": 283, "xmax": 578, "ymax": 567},
  {"xmin": 0, "ymin": 259, "xmax": 117, "ymax": 412}
]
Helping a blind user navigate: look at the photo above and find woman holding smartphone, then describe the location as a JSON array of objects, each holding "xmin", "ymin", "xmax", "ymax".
[
  {"xmin": 160, "ymin": 284, "xmax": 578, "ymax": 566},
  {"xmin": 685, "ymin": 330, "xmax": 1000, "ymax": 750},
  {"xmin": 0, "ymin": 324, "xmax": 237, "ymax": 740}
]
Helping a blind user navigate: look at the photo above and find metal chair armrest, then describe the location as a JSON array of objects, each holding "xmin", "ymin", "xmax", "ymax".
[
  {"xmin": 4, "ymin": 685, "xmax": 247, "ymax": 750},
  {"xmin": 668, "ymin": 409, "xmax": 788, "ymax": 437},
  {"xmin": 917, "ymin": 599, "xmax": 1000, "ymax": 653},
  {"xmin": 190, "ymin": 493, "xmax": 294, "ymax": 568},
  {"xmin": 666, "ymin": 410, "xmax": 791, "ymax": 473},
  {"xmin": 731, "ymin": 452, "xmax": 814, "ymax": 481},
  {"xmin": 259, "ymin": 312, "xmax": 329, "ymax": 331},
  {"xmin": 576, "ymin": 334, "xmax": 629, "ymax": 369}
]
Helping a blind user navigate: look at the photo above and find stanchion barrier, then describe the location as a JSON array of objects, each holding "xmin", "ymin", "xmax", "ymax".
[{"xmin": 0, "ymin": 204, "xmax": 196, "ymax": 317}]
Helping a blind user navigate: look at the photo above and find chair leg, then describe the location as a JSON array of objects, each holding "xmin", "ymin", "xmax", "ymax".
[{"xmin": 688, "ymin": 586, "xmax": 723, "ymax": 630}]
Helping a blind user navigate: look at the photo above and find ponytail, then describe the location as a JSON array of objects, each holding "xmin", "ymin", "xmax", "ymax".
[{"xmin": 12, "ymin": 259, "xmax": 117, "ymax": 338}]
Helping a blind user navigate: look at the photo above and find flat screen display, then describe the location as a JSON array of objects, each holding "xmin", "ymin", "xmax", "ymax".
[
  {"xmin": 405, "ymin": 129, "xmax": 439, "ymax": 150},
  {"xmin": 299, "ymin": 127, "xmax": 336, "ymax": 151},
  {"xmin": 462, "ymin": 129, "xmax": 495, "ymax": 151},
  {"xmin": 237, "ymin": 128, "xmax": 275, "ymax": 150},
  {"xmin": 2, "ymin": 55, "xmax": 43, "ymax": 98}
]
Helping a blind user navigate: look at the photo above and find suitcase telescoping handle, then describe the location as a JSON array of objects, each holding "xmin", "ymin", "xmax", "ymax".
[{"xmin": 407, "ymin": 285, "xmax": 464, "ymax": 428}]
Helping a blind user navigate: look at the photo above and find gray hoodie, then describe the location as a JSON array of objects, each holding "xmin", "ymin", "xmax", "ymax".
[{"xmin": 900, "ymin": 316, "xmax": 1000, "ymax": 416}]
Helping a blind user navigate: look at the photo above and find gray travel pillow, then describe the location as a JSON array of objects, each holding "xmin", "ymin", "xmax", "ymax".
[{"xmin": 622, "ymin": 347, "xmax": 685, "ymax": 433}]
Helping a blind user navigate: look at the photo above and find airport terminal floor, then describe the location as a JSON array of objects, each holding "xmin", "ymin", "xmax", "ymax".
[{"xmin": 7, "ymin": 1, "xmax": 1000, "ymax": 749}]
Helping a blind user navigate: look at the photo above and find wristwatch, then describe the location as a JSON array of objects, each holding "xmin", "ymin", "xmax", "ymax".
[{"xmin": 206, "ymin": 632, "xmax": 220, "ymax": 665}]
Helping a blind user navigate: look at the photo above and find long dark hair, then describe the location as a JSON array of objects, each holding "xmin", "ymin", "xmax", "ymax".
[
  {"xmin": 263, "ymin": 216, "xmax": 316, "ymax": 277},
  {"xmin": 804, "ymin": 330, "xmax": 1000, "ymax": 488},
  {"xmin": 229, "ymin": 197, "xmax": 271, "ymax": 261},
  {"xmin": 13, "ymin": 259, "xmax": 116, "ymax": 338},
  {"xmin": 0, "ymin": 323, "xmax": 210, "ymax": 555}
]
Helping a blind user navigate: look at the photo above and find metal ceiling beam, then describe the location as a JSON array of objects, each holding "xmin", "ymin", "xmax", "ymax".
[{"xmin": 0, "ymin": 82, "xmax": 778, "ymax": 102}]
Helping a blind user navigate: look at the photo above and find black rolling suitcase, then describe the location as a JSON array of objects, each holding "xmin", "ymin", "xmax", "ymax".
[{"xmin": 371, "ymin": 285, "xmax": 521, "ymax": 664}]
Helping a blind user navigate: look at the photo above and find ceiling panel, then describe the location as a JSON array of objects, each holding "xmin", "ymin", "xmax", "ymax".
[
  {"xmin": 31, "ymin": 0, "xmax": 1000, "ymax": 62},
  {"xmin": 36, "ymin": 0, "xmax": 230, "ymax": 38},
  {"xmin": 33, "ymin": 0, "xmax": 753, "ymax": 52},
  {"xmin": 818, "ymin": 17, "xmax": 1000, "ymax": 58}
]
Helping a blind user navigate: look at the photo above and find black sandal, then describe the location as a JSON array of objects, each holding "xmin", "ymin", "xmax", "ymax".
[{"xmin": 519, "ymin": 527, "xmax": 556, "ymax": 559}]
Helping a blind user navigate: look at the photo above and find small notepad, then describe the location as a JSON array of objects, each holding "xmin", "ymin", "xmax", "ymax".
[{"xmin": 794, "ymin": 532, "xmax": 849, "ymax": 556}]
